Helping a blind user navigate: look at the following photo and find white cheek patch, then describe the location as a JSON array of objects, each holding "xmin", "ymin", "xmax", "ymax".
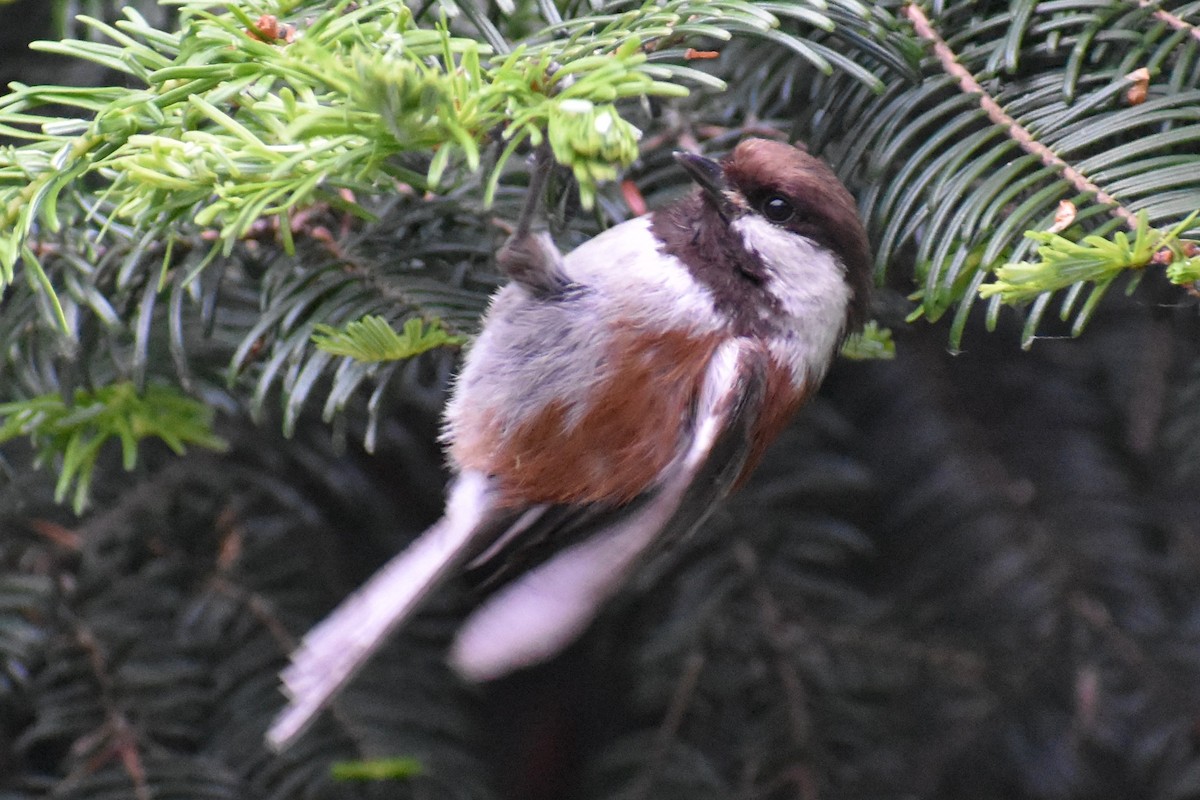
[{"xmin": 732, "ymin": 215, "xmax": 851, "ymax": 387}]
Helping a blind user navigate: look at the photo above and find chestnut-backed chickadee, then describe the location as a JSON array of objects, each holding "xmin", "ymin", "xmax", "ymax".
[{"xmin": 267, "ymin": 138, "xmax": 872, "ymax": 749}]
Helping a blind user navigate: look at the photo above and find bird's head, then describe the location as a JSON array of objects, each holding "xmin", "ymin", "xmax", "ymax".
[{"xmin": 670, "ymin": 138, "xmax": 872, "ymax": 337}]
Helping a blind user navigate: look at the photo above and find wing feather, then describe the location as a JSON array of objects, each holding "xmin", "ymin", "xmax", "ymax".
[{"xmin": 450, "ymin": 338, "xmax": 769, "ymax": 681}]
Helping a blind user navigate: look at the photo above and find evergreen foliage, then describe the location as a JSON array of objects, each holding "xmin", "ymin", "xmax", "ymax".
[
  {"xmin": 311, "ymin": 315, "xmax": 465, "ymax": 362},
  {"xmin": 0, "ymin": 382, "xmax": 226, "ymax": 513},
  {"xmin": 0, "ymin": 0, "xmax": 900, "ymax": 500},
  {"xmin": 0, "ymin": 0, "xmax": 1199, "ymax": 798}
]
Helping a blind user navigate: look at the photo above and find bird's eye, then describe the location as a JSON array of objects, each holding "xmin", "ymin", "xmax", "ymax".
[{"xmin": 761, "ymin": 195, "xmax": 795, "ymax": 224}]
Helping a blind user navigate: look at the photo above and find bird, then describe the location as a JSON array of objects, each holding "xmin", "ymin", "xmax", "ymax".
[{"xmin": 266, "ymin": 137, "xmax": 872, "ymax": 750}]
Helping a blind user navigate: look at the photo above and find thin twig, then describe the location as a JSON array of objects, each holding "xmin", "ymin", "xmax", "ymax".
[
  {"xmin": 69, "ymin": 624, "xmax": 153, "ymax": 800},
  {"xmin": 903, "ymin": 3, "xmax": 1140, "ymax": 229},
  {"xmin": 732, "ymin": 541, "xmax": 812, "ymax": 760},
  {"xmin": 1136, "ymin": 0, "xmax": 1200, "ymax": 42},
  {"xmin": 630, "ymin": 650, "xmax": 706, "ymax": 800},
  {"xmin": 515, "ymin": 141, "xmax": 554, "ymax": 240}
]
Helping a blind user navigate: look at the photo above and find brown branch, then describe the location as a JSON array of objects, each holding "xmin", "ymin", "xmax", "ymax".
[
  {"xmin": 630, "ymin": 650, "xmax": 706, "ymax": 800},
  {"xmin": 903, "ymin": 3, "xmax": 1140, "ymax": 230},
  {"xmin": 1136, "ymin": 0, "xmax": 1200, "ymax": 42},
  {"xmin": 731, "ymin": 542, "xmax": 813, "ymax": 753},
  {"xmin": 68, "ymin": 625, "xmax": 153, "ymax": 800}
]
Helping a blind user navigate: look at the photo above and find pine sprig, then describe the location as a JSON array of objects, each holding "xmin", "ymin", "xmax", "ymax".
[
  {"xmin": 979, "ymin": 211, "xmax": 1200, "ymax": 343},
  {"xmin": 840, "ymin": 321, "xmax": 896, "ymax": 361},
  {"xmin": 331, "ymin": 757, "xmax": 424, "ymax": 781},
  {"xmin": 311, "ymin": 316, "xmax": 465, "ymax": 362},
  {"xmin": 1167, "ymin": 254, "xmax": 1200, "ymax": 285},
  {"xmin": 0, "ymin": 0, "xmax": 787, "ymax": 306},
  {"xmin": 0, "ymin": 383, "xmax": 226, "ymax": 513}
]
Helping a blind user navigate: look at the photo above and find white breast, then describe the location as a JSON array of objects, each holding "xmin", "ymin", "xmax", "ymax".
[
  {"xmin": 563, "ymin": 215, "xmax": 722, "ymax": 331},
  {"xmin": 731, "ymin": 215, "xmax": 851, "ymax": 387},
  {"xmin": 443, "ymin": 216, "xmax": 723, "ymax": 448}
]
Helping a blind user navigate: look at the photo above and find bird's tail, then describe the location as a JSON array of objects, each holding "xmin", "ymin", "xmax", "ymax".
[{"xmin": 266, "ymin": 471, "xmax": 497, "ymax": 750}]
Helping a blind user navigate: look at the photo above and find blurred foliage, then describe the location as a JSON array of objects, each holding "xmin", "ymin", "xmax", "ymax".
[
  {"xmin": 331, "ymin": 757, "xmax": 425, "ymax": 781},
  {"xmin": 0, "ymin": 0, "xmax": 899, "ymax": 504},
  {"xmin": 839, "ymin": 320, "xmax": 896, "ymax": 360},
  {"xmin": 0, "ymin": 382, "xmax": 225, "ymax": 512}
]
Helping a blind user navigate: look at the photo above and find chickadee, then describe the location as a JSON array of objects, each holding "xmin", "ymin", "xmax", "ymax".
[{"xmin": 267, "ymin": 138, "xmax": 872, "ymax": 749}]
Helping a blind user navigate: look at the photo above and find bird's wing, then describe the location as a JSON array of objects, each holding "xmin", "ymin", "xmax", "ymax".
[
  {"xmin": 267, "ymin": 337, "xmax": 770, "ymax": 748},
  {"xmin": 450, "ymin": 337, "xmax": 770, "ymax": 681},
  {"xmin": 266, "ymin": 470, "xmax": 527, "ymax": 750}
]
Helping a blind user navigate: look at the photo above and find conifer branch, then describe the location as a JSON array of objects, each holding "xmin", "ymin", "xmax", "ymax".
[
  {"xmin": 0, "ymin": 383, "xmax": 227, "ymax": 512},
  {"xmin": 981, "ymin": 209, "xmax": 1200, "ymax": 306},
  {"xmin": 902, "ymin": 3, "xmax": 1139, "ymax": 229},
  {"xmin": 1135, "ymin": 0, "xmax": 1200, "ymax": 41}
]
